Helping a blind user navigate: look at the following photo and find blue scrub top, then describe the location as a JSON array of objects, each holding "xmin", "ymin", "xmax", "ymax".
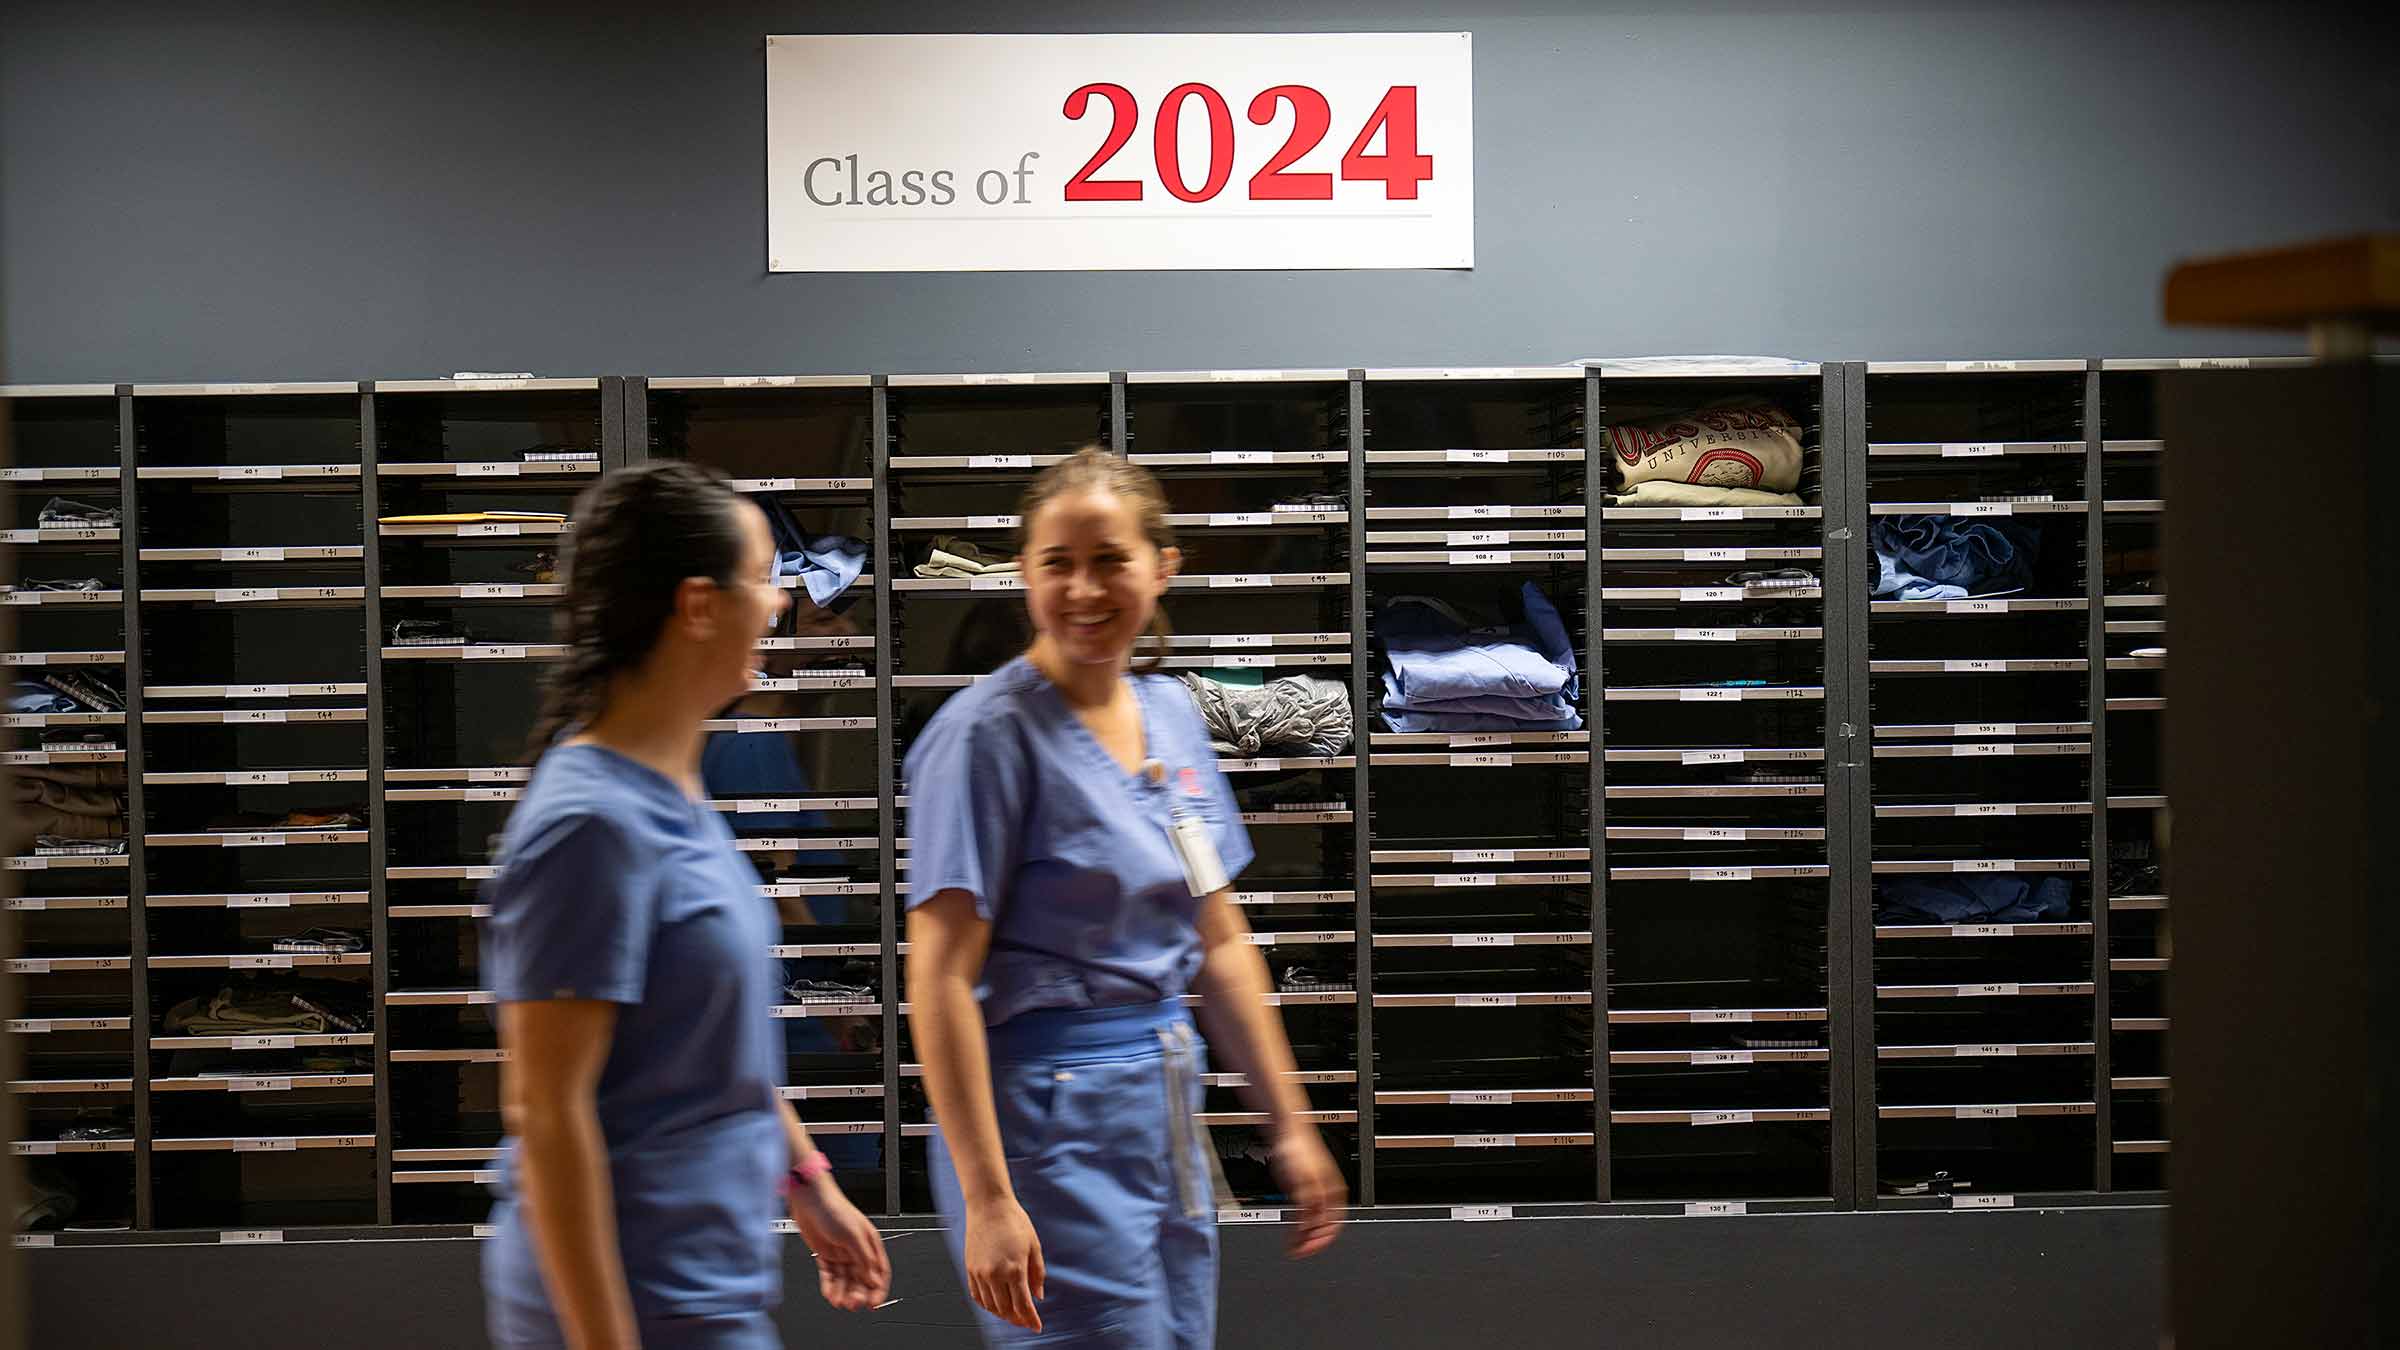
[
  {"xmin": 480, "ymin": 744, "xmax": 788, "ymax": 1319},
  {"xmin": 904, "ymin": 656, "xmax": 1256, "ymax": 1028}
]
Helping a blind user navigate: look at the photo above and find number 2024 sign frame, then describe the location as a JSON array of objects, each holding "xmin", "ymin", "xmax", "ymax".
[{"xmin": 766, "ymin": 32, "xmax": 1473, "ymax": 272}]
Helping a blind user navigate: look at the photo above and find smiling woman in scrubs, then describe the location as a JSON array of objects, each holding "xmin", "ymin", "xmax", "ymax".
[
  {"xmin": 480, "ymin": 461, "xmax": 890, "ymax": 1349},
  {"xmin": 908, "ymin": 448, "xmax": 1347, "ymax": 1346}
]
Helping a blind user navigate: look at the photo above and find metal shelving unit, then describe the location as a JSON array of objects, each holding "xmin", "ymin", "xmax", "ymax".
[{"xmin": 8, "ymin": 359, "xmax": 2212, "ymax": 1249}]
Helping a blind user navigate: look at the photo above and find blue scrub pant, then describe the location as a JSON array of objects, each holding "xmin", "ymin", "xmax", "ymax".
[
  {"xmin": 487, "ymin": 1297, "xmax": 777, "ymax": 1348},
  {"xmin": 932, "ymin": 999, "xmax": 1220, "ymax": 1347}
]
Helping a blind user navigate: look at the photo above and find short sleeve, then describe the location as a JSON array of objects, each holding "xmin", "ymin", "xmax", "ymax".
[
  {"xmin": 902, "ymin": 699, "xmax": 1029, "ymax": 920},
  {"xmin": 485, "ymin": 813, "xmax": 659, "ymax": 1004},
  {"xmin": 1168, "ymin": 680, "xmax": 1256, "ymax": 885}
]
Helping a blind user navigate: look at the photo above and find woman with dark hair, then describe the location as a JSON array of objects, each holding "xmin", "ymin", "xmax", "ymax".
[
  {"xmin": 907, "ymin": 448, "xmax": 1345, "ymax": 1347},
  {"xmin": 481, "ymin": 460, "xmax": 889, "ymax": 1349}
]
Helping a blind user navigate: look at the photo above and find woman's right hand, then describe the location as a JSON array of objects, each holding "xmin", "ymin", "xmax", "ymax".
[{"xmin": 964, "ymin": 1196, "xmax": 1046, "ymax": 1333}]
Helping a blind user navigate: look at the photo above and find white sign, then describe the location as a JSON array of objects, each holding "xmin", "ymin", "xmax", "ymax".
[{"xmin": 766, "ymin": 33, "xmax": 1474, "ymax": 271}]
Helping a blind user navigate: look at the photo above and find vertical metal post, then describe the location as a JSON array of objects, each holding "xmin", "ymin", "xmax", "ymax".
[
  {"xmin": 619, "ymin": 377, "xmax": 647, "ymax": 471},
  {"xmin": 360, "ymin": 383, "xmax": 393, "ymax": 1225},
  {"xmin": 1345, "ymin": 369, "xmax": 1374, "ymax": 1206},
  {"xmin": 1838, "ymin": 362, "xmax": 1880, "ymax": 1209},
  {"xmin": 1108, "ymin": 373, "xmax": 1128, "ymax": 456},
  {"xmin": 2083, "ymin": 360, "xmax": 2112, "ymax": 1192},
  {"xmin": 117, "ymin": 384, "xmax": 154, "ymax": 1229},
  {"xmin": 1584, "ymin": 367, "xmax": 1611, "ymax": 1203},
  {"xmin": 871, "ymin": 376, "xmax": 901, "ymax": 1217},
  {"xmin": 1817, "ymin": 363, "xmax": 1859, "ymax": 1209}
]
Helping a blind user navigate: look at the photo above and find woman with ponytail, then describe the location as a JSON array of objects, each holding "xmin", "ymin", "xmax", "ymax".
[
  {"xmin": 481, "ymin": 460, "xmax": 888, "ymax": 1348},
  {"xmin": 906, "ymin": 447, "xmax": 1345, "ymax": 1347}
]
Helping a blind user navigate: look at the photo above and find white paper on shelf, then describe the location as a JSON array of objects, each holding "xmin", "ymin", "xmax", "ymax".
[{"xmin": 1680, "ymin": 749, "xmax": 1745, "ymax": 765}]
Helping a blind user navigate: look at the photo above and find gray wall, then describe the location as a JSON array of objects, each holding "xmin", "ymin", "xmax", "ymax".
[{"xmin": 2, "ymin": 1, "xmax": 2392, "ymax": 383}]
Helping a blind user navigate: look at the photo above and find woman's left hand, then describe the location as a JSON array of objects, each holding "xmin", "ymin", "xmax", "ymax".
[
  {"xmin": 1270, "ymin": 1127, "xmax": 1347, "ymax": 1259},
  {"xmin": 788, "ymin": 1172, "xmax": 893, "ymax": 1311}
]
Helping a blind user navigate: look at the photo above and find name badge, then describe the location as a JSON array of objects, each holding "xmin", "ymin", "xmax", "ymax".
[{"xmin": 1168, "ymin": 812, "xmax": 1229, "ymax": 899}]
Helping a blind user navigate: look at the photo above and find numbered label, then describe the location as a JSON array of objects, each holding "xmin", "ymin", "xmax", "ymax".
[
  {"xmin": 223, "ymin": 547, "xmax": 287, "ymax": 562},
  {"xmin": 1447, "ymin": 504, "xmax": 1506, "ymax": 519},
  {"xmin": 1691, "ymin": 1111, "xmax": 1754, "ymax": 1127},
  {"xmin": 1944, "ymin": 659, "xmax": 2002, "ymax": 673},
  {"xmin": 1209, "ymin": 574, "xmax": 1266, "ymax": 588},
  {"xmin": 1450, "ymin": 934, "xmax": 1516, "ymax": 948},
  {"xmin": 230, "ymin": 954, "xmax": 295, "ymax": 969},
  {"xmin": 1940, "ymin": 442, "xmax": 2005, "ymax": 458},
  {"xmin": 458, "ymin": 461, "xmax": 522, "ymax": 477},
  {"xmin": 1211, "ymin": 633, "xmax": 1271, "ymax": 648},
  {"xmin": 217, "ymin": 465, "xmax": 286, "ymax": 481},
  {"xmin": 1447, "ymin": 752, "xmax": 1511, "ymax": 768},
  {"xmin": 1451, "ymin": 1205, "xmax": 1513, "ymax": 1222},
  {"xmin": 1679, "ymin": 507, "xmax": 1741, "ymax": 522},
  {"xmin": 1457, "ymin": 1134, "xmax": 1517, "ymax": 1149},
  {"xmin": 460, "ymin": 584, "xmax": 525, "ymax": 599},
  {"xmin": 227, "ymin": 895, "xmax": 292, "ymax": 909},
  {"xmin": 1433, "ymin": 873, "xmax": 1496, "ymax": 888},
  {"xmin": 221, "ymin": 1228, "xmax": 286, "ymax": 1241},
  {"xmin": 231, "ymin": 1140, "xmax": 298, "ymax": 1153},
  {"xmin": 1685, "ymin": 1201, "xmax": 1748, "ymax": 1217},
  {"xmin": 1209, "ymin": 450, "xmax": 1273, "ymax": 465},
  {"xmin": 1454, "ymin": 550, "xmax": 1512, "ymax": 566},
  {"xmin": 1449, "ymin": 1091, "xmax": 1511, "ymax": 1105},
  {"xmin": 1956, "ymin": 1044, "xmax": 2020, "ymax": 1058},
  {"xmin": 232, "ymin": 1035, "xmax": 298, "ymax": 1050},
  {"xmin": 1963, "ymin": 983, "xmax": 2023, "ymax": 997},
  {"xmin": 1956, "ymin": 803, "xmax": 2018, "ymax": 817},
  {"xmin": 1680, "ymin": 749, "xmax": 1745, "ymax": 765},
  {"xmin": 1219, "ymin": 1208, "xmax": 1283, "ymax": 1224},
  {"xmin": 1689, "ymin": 1010, "xmax": 1754, "ymax": 1024},
  {"xmin": 1952, "ymin": 1194, "xmax": 2015, "ymax": 1209},
  {"xmin": 1947, "ymin": 502, "xmax": 2012, "ymax": 516},
  {"xmin": 1693, "ymin": 867, "xmax": 1754, "ymax": 882},
  {"xmin": 1451, "ymin": 848, "xmax": 1516, "ymax": 863},
  {"xmin": 228, "ymin": 771, "xmax": 291, "ymax": 786},
  {"xmin": 967, "ymin": 454, "xmax": 1034, "ymax": 469},
  {"xmin": 1690, "ymin": 1051, "xmax": 1754, "ymax": 1066},
  {"xmin": 1678, "ymin": 587, "xmax": 1740, "ymax": 602},
  {"xmin": 1454, "ymin": 993, "xmax": 1518, "ymax": 1007},
  {"xmin": 1445, "ymin": 530, "xmax": 1508, "ymax": 546},
  {"xmin": 1446, "ymin": 449, "xmax": 1506, "ymax": 463},
  {"xmin": 459, "ymin": 522, "xmax": 521, "ymax": 537},
  {"xmin": 1954, "ymin": 743, "xmax": 2015, "ymax": 758},
  {"xmin": 466, "ymin": 645, "xmax": 527, "ymax": 660},
  {"xmin": 1682, "ymin": 828, "xmax": 1745, "ymax": 842},
  {"xmin": 1679, "ymin": 688, "xmax": 1742, "ymax": 701},
  {"xmin": 1956, "ymin": 1105, "xmax": 2019, "ymax": 1120},
  {"xmin": 214, "ymin": 588, "xmax": 280, "ymax": 604}
]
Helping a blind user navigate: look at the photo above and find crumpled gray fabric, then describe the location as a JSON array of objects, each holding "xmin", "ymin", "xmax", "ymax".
[{"xmin": 1176, "ymin": 674, "xmax": 1353, "ymax": 757}]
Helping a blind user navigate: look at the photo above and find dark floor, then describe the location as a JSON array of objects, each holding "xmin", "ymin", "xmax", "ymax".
[{"xmin": 28, "ymin": 1205, "xmax": 2163, "ymax": 1348}]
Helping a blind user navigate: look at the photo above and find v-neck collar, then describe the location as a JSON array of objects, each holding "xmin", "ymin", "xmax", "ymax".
[{"xmin": 1023, "ymin": 656, "xmax": 1156, "ymax": 787}]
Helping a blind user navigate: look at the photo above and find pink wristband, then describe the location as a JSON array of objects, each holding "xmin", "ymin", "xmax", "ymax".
[{"xmin": 782, "ymin": 1151, "xmax": 833, "ymax": 1196}]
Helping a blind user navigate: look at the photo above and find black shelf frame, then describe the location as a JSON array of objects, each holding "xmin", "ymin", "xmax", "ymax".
[{"xmin": 4, "ymin": 359, "xmax": 2187, "ymax": 1247}]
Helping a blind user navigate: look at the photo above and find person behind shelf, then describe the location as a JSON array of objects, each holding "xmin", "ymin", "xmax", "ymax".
[
  {"xmin": 480, "ymin": 459, "xmax": 889, "ymax": 1350},
  {"xmin": 907, "ymin": 446, "xmax": 1345, "ymax": 1346}
]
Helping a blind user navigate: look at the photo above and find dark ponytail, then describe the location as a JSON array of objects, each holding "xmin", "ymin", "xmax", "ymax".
[{"xmin": 522, "ymin": 460, "xmax": 747, "ymax": 760}]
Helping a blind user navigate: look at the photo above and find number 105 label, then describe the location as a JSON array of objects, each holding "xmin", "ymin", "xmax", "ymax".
[{"xmin": 767, "ymin": 34, "xmax": 1474, "ymax": 272}]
